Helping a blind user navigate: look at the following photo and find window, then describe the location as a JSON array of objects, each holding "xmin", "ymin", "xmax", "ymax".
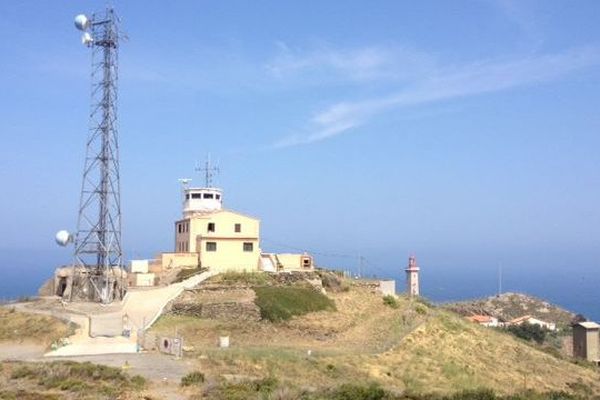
[
  {"xmin": 302, "ymin": 257, "xmax": 311, "ymax": 268},
  {"xmin": 206, "ymin": 242, "xmax": 217, "ymax": 252},
  {"xmin": 235, "ymin": 223, "xmax": 241, "ymax": 233},
  {"xmin": 178, "ymin": 223, "xmax": 182, "ymax": 233},
  {"xmin": 207, "ymin": 222, "xmax": 215, "ymax": 232},
  {"xmin": 185, "ymin": 194, "xmax": 190, "ymax": 200},
  {"xmin": 243, "ymin": 242, "xmax": 253, "ymax": 252},
  {"xmin": 216, "ymin": 194, "xmax": 221, "ymax": 200},
  {"xmin": 191, "ymin": 193, "xmax": 202, "ymax": 199},
  {"xmin": 203, "ymin": 193, "xmax": 214, "ymax": 199}
]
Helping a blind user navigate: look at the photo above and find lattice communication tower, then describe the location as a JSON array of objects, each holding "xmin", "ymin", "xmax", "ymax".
[{"xmin": 68, "ymin": 8, "xmax": 125, "ymax": 303}]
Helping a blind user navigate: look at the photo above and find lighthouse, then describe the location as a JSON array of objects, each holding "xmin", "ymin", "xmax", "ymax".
[{"xmin": 405, "ymin": 255, "xmax": 420, "ymax": 297}]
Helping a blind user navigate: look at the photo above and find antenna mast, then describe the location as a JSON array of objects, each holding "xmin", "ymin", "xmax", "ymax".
[
  {"xmin": 196, "ymin": 154, "xmax": 220, "ymax": 188},
  {"xmin": 69, "ymin": 8, "xmax": 125, "ymax": 303}
]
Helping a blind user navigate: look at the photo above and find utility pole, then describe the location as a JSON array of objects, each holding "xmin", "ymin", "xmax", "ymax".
[{"xmin": 498, "ymin": 262, "xmax": 503, "ymax": 297}]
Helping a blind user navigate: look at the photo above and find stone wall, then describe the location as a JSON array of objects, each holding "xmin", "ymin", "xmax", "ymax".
[{"xmin": 169, "ymin": 288, "xmax": 260, "ymax": 321}]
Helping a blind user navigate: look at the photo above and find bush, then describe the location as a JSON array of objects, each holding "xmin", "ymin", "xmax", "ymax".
[
  {"xmin": 211, "ymin": 377, "xmax": 278, "ymax": 400},
  {"xmin": 507, "ymin": 324, "xmax": 547, "ymax": 344},
  {"xmin": 328, "ymin": 383, "xmax": 388, "ymax": 400},
  {"xmin": 215, "ymin": 271, "xmax": 274, "ymax": 286},
  {"xmin": 181, "ymin": 371, "xmax": 205, "ymax": 387},
  {"xmin": 174, "ymin": 267, "xmax": 206, "ymax": 283},
  {"xmin": 415, "ymin": 304, "xmax": 427, "ymax": 315},
  {"xmin": 447, "ymin": 389, "xmax": 497, "ymax": 400},
  {"xmin": 383, "ymin": 295, "xmax": 399, "ymax": 309},
  {"xmin": 254, "ymin": 286, "xmax": 336, "ymax": 322}
]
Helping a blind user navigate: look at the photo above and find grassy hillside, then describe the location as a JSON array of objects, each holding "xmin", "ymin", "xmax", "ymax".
[
  {"xmin": 0, "ymin": 307, "xmax": 72, "ymax": 346},
  {"xmin": 152, "ymin": 274, "xmax": 600, "ymax": 397},
  {"xmin": 366, "ymin": 312, "xmax": 599, "ymax": 394}
]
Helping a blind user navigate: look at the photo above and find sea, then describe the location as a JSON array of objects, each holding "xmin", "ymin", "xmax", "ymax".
[{"xmin": 1, "ymin": 248, "xmax": 598, "ymax": 322}]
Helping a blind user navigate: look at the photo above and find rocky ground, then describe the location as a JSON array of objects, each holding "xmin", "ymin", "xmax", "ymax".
[{"xmin": 443, "ymin": 292, "xmax": 577, "ymax": 327}]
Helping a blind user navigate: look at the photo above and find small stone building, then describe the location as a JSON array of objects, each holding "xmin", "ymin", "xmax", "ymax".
[{"xmin": 573, "ymin": 321, "xmax": 600, "ymax": 363}]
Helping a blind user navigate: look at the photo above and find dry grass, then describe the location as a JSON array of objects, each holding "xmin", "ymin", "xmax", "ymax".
[
  {"xmin": 151, "ymin": 279, "xmax": 600, "ymax": 397},
  {"xmin": 0, "ymin": 360, "xmax": 148, "ymax": 400},
  {"xmin": 366, "ymin": 311, "xmax": 600, "ymax": 395},
  {"xmin": 0, "ymin": 307, "xmax": 72, "ymax": 346}
]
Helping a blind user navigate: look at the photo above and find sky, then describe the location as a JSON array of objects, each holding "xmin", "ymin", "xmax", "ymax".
[{"xmin": 1, "ymin": 1, "xmax": 600, "ymax": 308}]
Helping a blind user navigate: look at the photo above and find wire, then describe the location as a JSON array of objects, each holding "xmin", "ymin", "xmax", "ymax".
[{"xmin": 261, "ymin": 237, "xmax": 392, "ymax": 278}]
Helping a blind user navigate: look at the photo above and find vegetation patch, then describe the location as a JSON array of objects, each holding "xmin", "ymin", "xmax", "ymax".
[
  {"xmin": 4, "ymin": 360, "xmax": 145, "ymax": 397},
  {"xmin": 205, "ymin": 377, "xmax": 278, "ymax": 400},
  {"xmin": 0, "ymin": 307, "xmax": 72, "ymax": 345},
  {"xmin": 505, "ymin": 323, "xmax": 548, "ymax": 344},
  {"xmin": 254, "ymin": 286, "xmax": 336, "ymax": 322},
  {"xmin": 174, "ymin": 266, "xmax": 207, "ymax": 283},
  {"xmin": 210, "ymin": 271, "xmax": 275, "ymax": 286},
  {"xmin": 383, "ymin": 295, "xmax": 399, "ymax": 309},
  {"xmin": 181, "ymin": 371, "xmax": 205, "ymax": 387}
]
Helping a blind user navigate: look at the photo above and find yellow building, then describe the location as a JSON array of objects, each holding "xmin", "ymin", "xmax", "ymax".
[{"xmin": 162, "ymin": 182, "xmax": 313, "ymax": 274}]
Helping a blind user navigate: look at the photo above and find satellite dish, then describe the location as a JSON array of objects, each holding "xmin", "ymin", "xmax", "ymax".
[
  {"xmin": 55, "ymin": 230, "xmax": 72, "ymax": 247},
  {"xmin": 74, "ymin": 14, "xmax": 90, "ymax": 31},
  {"xmin": 81, "ymin": 32, "xmax": 94, "ymax": 47}
]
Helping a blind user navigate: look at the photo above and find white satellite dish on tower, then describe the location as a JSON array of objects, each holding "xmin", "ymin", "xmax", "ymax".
[
  {"xmin": 74, "ymin": 14, "xmax": 90, "ymax": 31},
  {"xmin": 81, "ymin": 32, "xmax": 94, "ymax": 47},
  {"xmin": 55, "ymin": 230, "xmax": 73, "ymax": 247}
]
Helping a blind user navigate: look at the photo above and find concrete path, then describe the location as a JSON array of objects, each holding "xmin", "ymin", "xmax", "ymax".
[
  {"xmin": 121, "ymin": 271, "xmax": 214, "ymax": 331},
  {"xmin": 44, "ymin": 271, "xmax": 214, "ymax": 357}
]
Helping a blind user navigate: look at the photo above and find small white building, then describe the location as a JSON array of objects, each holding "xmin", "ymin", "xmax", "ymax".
[{"xmin": 509, "ymin": 315, "xmax": 556, "ymax": 331}]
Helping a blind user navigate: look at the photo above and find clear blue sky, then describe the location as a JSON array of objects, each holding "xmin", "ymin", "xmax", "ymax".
[{"xmin": 1, "ymin": 1, "xmax": 600, "ymax": 300}]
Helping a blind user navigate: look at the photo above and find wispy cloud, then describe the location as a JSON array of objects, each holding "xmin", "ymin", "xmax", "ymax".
[
  {"xmin": 273, "ymin": 46, "xmax": 600, "ymax": 148},
  {"xmin": 265, "ymin": 42, "xmax": 436, "ymax": 84}
]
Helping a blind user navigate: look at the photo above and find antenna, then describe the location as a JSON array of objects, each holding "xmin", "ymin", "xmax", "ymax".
[
  {"xmin": 195, "ymin": 154, "xmax": 220, "ymax": 188},
  {"xmin": 497, "ymin": 262, "xmax": 503, "ymax": 297},
  {"xmin": 178, "ymin": 178, "xmax": 191, "ymax": 204},
  {"xmin": 68, "ymin": 8, "xmax": 125, "ymax": 303},
  {"xmin": 178, "ymin": 178, "xmax": 192, "ymax": 189}
]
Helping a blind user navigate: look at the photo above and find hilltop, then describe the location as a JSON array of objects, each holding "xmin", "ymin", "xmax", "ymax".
[
  {"xmin": 444, "ymin": 292, "xmax": 577, "ymax": 328},
  {"xmin": 148, "ymin": 271, "xmax": 600, "ymax": 397},
  {"xmin": 2, "ymin": 271, "xmax": 599, "ymax": 399}
]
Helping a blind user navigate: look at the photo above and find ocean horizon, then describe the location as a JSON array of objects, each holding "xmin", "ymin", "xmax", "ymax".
[{"xmin": 1, "ymin": 248, "xmax": 598, "ymax": 322}]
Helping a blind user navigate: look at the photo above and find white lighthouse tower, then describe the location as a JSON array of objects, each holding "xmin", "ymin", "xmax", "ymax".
[{"xmin": 405, "ymin": 255, "xmax": 420, "ymax": 297}]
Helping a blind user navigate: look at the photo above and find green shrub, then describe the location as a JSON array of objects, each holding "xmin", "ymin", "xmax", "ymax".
[
  {"xmin": 328, "ymin": 383, "xmax": 388, "ymax": 400},
  {"xmin": 383, "ymin": 295, "xmax": 399, "ymax": 309},
  {"xmin": 214, "ymin": 271, "xmax": 274, "ymax": 286},
  {"xmin": 415, "ymin": 304, "xmax": 427, "ymax": 315},
  {"xmin": 130, "ymin": 375, "xmax": 146, "ymax": 390},
  {"xmin": 506, "ymin": 324, "xmax": 547, "ymax": 344},
  {"xmin": 447, "ymin": 389, "xmax": 497, "ymax": 400},
  {"xmin": 174, "ymin": 267, "xmax": 206, "ymax": 283},
  {"xmin": 10, "ymin": 366, "xmax": 34, "ymax": 379},
  {"xmin": 181, "ymin": 371, "xmax": 205, "ymax": 387},
  {"xmin": 212, "ymin": 377, "xmax": 278, "ymax": 400},
  {"xmin": 254, "ymin": 286, "xmax": 336, "ymax": 322}
]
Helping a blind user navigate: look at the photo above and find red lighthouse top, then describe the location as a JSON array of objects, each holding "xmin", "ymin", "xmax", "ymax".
[{"xmin": 406, "ymin": 255, "xmax": 420, "ymax": 271}]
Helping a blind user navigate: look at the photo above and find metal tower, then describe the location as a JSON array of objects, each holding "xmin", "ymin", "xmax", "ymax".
[{"xmin": 69, "ymin": 8, "xmax": 125, "ymax": 303}]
